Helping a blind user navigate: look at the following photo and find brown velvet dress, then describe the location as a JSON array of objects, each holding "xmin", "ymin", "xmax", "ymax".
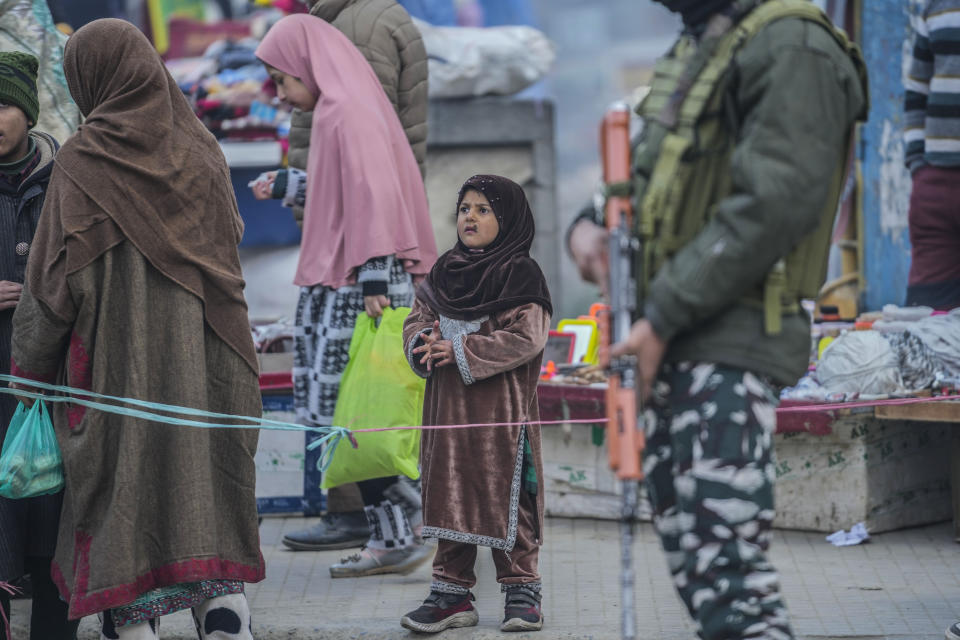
[{"xmin": 403, "ymin": 300, "xmax": 549, "ymax": 554}]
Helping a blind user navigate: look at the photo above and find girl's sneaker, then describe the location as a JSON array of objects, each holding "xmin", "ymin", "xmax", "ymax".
[
  {"xmin": 329, "ymin": 543, "xmax": 434, "ymax": 578},
  {"xmin": 400, "ymin": 590, "xmax": 479, "ymax": 633},
  {"xmin": 501, "ymin": 585, "xmax": 543, "ymax": 632}
]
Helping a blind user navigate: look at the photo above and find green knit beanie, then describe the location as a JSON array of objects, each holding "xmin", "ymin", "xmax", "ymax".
[{"xmin": 0, "ymin": 52, "xmax": 39, "ymax": 127}]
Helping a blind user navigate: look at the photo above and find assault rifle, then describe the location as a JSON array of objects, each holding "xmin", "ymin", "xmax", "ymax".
[{"xmin": 599, "ymin": 103, "xmax": 644, "ymax": 640}]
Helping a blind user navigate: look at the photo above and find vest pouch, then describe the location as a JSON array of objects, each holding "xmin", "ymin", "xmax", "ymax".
[
  {"xmin": 632, "ymin": 123, "xmax": 667, "ymax": 239},
  {"xmin": 671, "ymin": 116, "xmax": 733, "ymax": 250},
  {"xmin": 640, "ymin": 132, "xmax": 693, "ymax": 275},
  {"xmin": 637, "ymin": 126, "xmax": 734, "ymax": 282}
]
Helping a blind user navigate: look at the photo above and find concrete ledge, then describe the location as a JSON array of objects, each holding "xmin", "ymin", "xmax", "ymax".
[
  {"xmin": 539, "ymin": 406, "xmax": 953, "ymax": 533},
  {"xmin": 773, "ymin": 416, "xmax": 952, "ymax": 532}
]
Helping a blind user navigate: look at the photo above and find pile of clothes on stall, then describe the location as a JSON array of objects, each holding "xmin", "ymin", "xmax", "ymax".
[
  {"xmin": 165, "ymin": 37, "xmax": 289, "ymax": 141},
  {"xmin": 782, "ymin": 306, "xmax": 960, "ymax": 401}
]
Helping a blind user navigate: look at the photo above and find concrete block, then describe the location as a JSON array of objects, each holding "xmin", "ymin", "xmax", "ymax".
[
  {"xmin": 541, "ymin": 421, "xmax": 651, "ymax": 521},
  {"xmin": 255, "ymin": 399, "xmax": 305, "ymax": 514},
  {"xmin": 540, "ymin": 408, "xmax": 952, "ymax": 534},
  {"xmin": 773, "ymin": 416, "xmax": 952, "ymax": 533}
]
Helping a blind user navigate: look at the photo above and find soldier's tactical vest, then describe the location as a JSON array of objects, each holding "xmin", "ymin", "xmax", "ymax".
[{"xmin": 632, "ymin": 0, "xmax": 867, "ymax": 334}]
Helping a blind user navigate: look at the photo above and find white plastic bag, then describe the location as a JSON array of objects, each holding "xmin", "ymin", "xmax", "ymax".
[
  {"xmin": 816, "ymin": 331, "xmax": 903, "ymax": 395},
  {"xmin": 414, "ymin": 18, "xmax": 555, "ymax": 98}
]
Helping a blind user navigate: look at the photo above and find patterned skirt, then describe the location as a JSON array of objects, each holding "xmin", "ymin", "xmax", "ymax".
[
  {"xmin": 111, "ymin": 580, "xmax": 244, "ymax": 627},
  {"xmin": 293, "ymin": 257, "xmax": 414, "ymax": 426}
]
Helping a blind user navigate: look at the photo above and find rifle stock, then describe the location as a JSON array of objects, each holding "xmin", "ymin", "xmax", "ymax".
[{"xmin": 600, "ymin": 104, "xmax": 644, "ymax": 482}]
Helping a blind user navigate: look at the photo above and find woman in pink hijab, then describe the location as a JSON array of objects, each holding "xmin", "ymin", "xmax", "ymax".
[{"xmin": 255, "ymin": 14, "xmax": 438, "ymax": 577}]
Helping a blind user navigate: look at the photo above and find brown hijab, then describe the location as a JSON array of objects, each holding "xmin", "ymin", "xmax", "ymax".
[
  {"xmin": 32, "ymin": 19, "xmax": 256, "ymax": 372},
  {"xmin": 417, "ymin": 175, "xmax": 552, "ymax": 321}
]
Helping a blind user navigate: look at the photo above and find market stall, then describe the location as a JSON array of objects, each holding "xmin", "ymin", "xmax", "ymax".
[{"xmin": 535, "ymin": 306, "xmax": 960, "ymax": 534}]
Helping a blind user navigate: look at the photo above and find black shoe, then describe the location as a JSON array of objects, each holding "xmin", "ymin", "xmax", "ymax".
[
  {"xmin": 281, "ymin": 511, "xmax": 370, "ymax": 551},
  {"xmin": 501, "ymin": 585, "xmax": 543, "ymax": 632},
  {"xmin": 946, "ymin": 621, "xmax": 960, "ymax": 640},
  {"xmin": 400, "ymin": 590, "xmax": 479, "ymax": 633}
]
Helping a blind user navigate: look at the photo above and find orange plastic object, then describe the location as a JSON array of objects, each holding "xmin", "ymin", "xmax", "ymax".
[
  {"xmin": 540, "ymin": 360, "xmax": 557, "ymax": 381},
  {"xmin": 600, "ymin": 105, "xmax": 643, "ymax": 481},
  {"xmin": 584, "ymin": 302, "xmax": 609, "ymax": 321}
]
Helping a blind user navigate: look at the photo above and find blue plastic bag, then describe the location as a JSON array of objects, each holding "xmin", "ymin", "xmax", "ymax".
[{"xmin": 0, "ymin": 400, "xmax": 64, "ymax": 499}]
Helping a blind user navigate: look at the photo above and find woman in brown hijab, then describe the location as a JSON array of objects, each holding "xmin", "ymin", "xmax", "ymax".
[
  {"xmin": 9, "ymin": 19, "xmax": 263, "ymax": 639},
  {"xmin": 401, "ymin": 175, "xmax": 551, "ymax": 634}
]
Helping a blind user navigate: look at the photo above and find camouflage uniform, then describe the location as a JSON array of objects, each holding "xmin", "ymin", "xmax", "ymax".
[{"xmin": 644, "ymin": 361, "xmax": 793, "ymax": 640}]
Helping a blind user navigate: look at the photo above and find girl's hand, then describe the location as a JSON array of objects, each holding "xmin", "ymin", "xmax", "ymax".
[
  {"xmin": 427, "ymin": 340, "xmax": 454, "ymax": 370},
  {"xmin": 0, "ymin": 280, "xmax": 22, "ymax": 311},
  {"xmin": 250, "ymin": 171, "xmax": 277, "ymax": 200},
  {"xmin": 364, "ymin": 295, "xmax": 391, "ymax": 318},
  {"xmin": 416, "ymin": 321, "xmax": 453, "ymax": 371},
  {"xmin": 412, "ymin": 322, "xmax": 437, "ymax": 367}
]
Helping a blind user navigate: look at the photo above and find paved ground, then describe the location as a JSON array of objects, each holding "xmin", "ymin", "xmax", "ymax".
[{"xmin": 11, "ymin": 516, "xmax": 960, "ymax": 639}]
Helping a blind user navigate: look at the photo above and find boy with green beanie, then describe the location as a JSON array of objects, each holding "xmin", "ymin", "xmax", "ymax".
[
  {"xmin": 0, "ymin": 51, "xmax": 39, "ymax": 126},
  {"xmin": 0, "ymin": 50, "xmax": 77, "ymax": 640},
  {"xmin": 0, "ymin": 51, "xmax": 40, "ymax": 167}
]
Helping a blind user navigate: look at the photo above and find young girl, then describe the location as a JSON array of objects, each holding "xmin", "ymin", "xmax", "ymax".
[
  {"xmin": 401, "ymin": 175, "xmax": 552, "ymax": 633},
  {"xmin": 254, "ymin": 15, "xmax": 438, "ymax": 576}
]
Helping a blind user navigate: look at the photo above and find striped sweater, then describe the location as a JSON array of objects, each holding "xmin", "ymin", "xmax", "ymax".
[{"xmin": 905, "ymin": 0, "xmax": 960, "ymax": 171}]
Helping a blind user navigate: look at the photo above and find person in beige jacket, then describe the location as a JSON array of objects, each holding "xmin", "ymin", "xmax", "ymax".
[
  {"xmin": 303, "ymin": 0, "xmax": 428, "ymax": 177},
  {"xmin": 274, "ymin": 0, "xmax": 432, "ymax": 578}
]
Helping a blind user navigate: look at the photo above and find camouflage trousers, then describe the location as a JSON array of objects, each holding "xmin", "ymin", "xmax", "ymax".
[{"xmin": 644, "ymin": 361, "xmax": 794, "ymax": 640}]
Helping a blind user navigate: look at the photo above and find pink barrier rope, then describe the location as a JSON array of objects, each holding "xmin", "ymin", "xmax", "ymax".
[
  {"xmin": 776, "ymin": 394, "xmax": 960, "ymax": 414},
  {"xmin": 350, "ymin": 417, "xmax": 609, "ymax": 433},
  {"xmin": 346, "ymin": 395, "xmax": 960, "ymax": 431}
]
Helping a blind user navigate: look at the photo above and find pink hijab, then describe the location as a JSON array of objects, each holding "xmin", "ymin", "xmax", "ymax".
[{"xmin": 256, "ymin": 14, "xmax": 437, "ymax": 288}]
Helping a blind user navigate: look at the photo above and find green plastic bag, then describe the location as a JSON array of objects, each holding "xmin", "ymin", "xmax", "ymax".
[
  {"xmin": 0, "ymin": 400, "xmax": 64, "ymax": 499},
  {"xmin": 322, "ymin": 307, "xmax": 424, "ymax": 489}
]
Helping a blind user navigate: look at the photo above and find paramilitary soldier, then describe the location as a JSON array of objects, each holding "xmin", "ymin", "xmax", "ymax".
[{"xmin": 568, "ymin": 1, "xmax": 868, "ymax": 638}]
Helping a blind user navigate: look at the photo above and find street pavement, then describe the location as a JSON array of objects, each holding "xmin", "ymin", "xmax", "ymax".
[{"xmin": 12, "ymin": 516, "xmax": 960, "ymax": 639}]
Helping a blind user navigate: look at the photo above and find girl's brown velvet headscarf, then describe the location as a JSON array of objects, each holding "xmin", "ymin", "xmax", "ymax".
[
  {"xmin": 417, "ymin": 175, "xmax": 552, "ymax": 321},
  {"xmin": 33, "ymin": 18, "xmax": 256, "ymax": 372}
]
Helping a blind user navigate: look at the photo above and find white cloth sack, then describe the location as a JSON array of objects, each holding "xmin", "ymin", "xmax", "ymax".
[
  {"xmin": 817, "ymin": 331, "xmax": 903, "ymax": 395},
  {"xmin": 413, "ymin": 17, "xmax": 555, "ymax": 97}
]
